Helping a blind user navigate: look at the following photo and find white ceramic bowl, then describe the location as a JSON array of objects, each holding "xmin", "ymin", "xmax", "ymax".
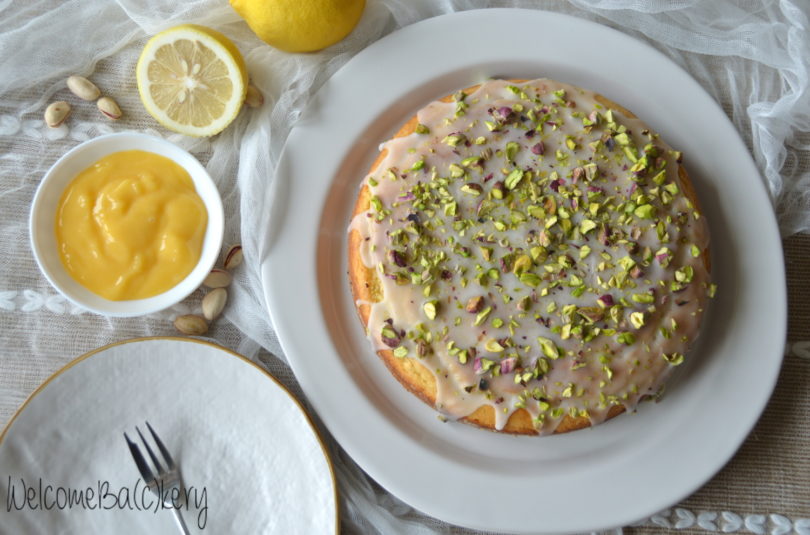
[{"xmin": 30, "ymin": 132, "xmax": 224, "ymax": 317}]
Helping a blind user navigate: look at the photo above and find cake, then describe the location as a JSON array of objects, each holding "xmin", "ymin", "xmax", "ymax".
[{"xmin": 348, "ymin": 78, "xmax": 713, "ymax": 435}]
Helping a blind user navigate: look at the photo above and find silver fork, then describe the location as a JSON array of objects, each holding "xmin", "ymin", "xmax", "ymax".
[{"xmin": 124, "ymin": 422, "xmax": 191, "ymax": 534}]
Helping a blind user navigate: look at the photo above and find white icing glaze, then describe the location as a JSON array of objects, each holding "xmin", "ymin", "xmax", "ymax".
[{"xmin": 349, "ymin": 79, "xmax": 711, "ymax": 434}]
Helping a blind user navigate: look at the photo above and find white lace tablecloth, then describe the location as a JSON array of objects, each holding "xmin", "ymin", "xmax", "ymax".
[{"xmin": 1, "ymin": 1, "xmax": 808, "ymax": 533}]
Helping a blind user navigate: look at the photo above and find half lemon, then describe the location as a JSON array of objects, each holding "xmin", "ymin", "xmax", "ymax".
[{"xmin": 136, "ymin": 25, "xmax": 248, "ymax": 137}]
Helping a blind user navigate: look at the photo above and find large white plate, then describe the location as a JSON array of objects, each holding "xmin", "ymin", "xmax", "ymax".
[
  {"xmin": 261, "ymin": 9, "xmax": 786, "ymax": 534},
  {"xmin": 0, "ymin": 338, "xmax": 337, "ymax": 533}
]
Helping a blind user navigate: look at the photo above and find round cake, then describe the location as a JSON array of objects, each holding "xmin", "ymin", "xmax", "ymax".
[{"xmin": 348, "ymin": 78, "xmax": 713, "ymax": 435}]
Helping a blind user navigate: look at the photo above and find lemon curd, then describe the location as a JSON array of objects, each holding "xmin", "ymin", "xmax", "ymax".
[{"xmin": 55, "ymin": 150, "xmax": 208, "ymax": 300}]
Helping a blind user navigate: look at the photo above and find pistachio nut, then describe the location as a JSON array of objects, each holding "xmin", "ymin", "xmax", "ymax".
[
  {"xmin": 223, "ymin": 245, "xmax": 243, "ymax": 270},
  {"xmin": 423, "ymin": 300, "xmax": 438, "ymax": 320},
  {"xmin": 66, "ymin": 75, "xmax": 100, "ymax": 101},
  {"xmin": 97, "ymin": 96, "xmax": 121, "ymax": 120},
  {"xmin": 244, "ymin": 84, "xmax": 264, "ymax": 108},
  {"xmin": 174, "ymin": 314, "xmax": 208, "ymax": 335},
  {"xmin": 465, "ymin": 296, "xmax": 484, "ymax": 313},
  {"xmin": 44, "ymin": 101, "xmax": 71, "ymax": 128},
  {"xmin": 202, "ymin": 287, "xmax": 228, "ymax": 321},
  {"xmin": 203, "ymin": 268, "xmax": 232, "ymax": 289}
]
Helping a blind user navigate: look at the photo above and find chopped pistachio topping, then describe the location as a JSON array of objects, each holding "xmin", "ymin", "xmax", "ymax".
[
  {"xmin": 474, "ymin": 306, "xmax": 492, "ymax": 326},
  {"xmin": 629, "ymin": 311, "xmax": 646, "ymax": 329},
  {"xmin": 443, "ymin": 133, "xmax": 466, "ymax": 147},
  {"xmin": 505, "ymin": 141, "xmax": 520, "ymax": 161},
  {"xmin": 485, "ymin": 339, "xmax": 505, "ymax": 353},
  {"xmin": 537, "ymin": 337, "xmax": 560, "ymax": 359},
  {"xmin": 505, "ymin": 168, "xmax": 524, "ymax": 190},
  {"xmin": 423, "ymin": 300, "xmax": 438, "ymax": 320},
  {"xmin": 358, "ymin": 79, "xmax": 711, "ymax": 435},
  {"xmin": 520, "ymin": 272, "xmax": 542, "ymax": 287},
  {"xmin": 617, "ymin": 332, "xmax": 636, "ymax": 345},
  {"xmin": 634, "ymin": 204, "xmax": 656, "ymax": 219}
]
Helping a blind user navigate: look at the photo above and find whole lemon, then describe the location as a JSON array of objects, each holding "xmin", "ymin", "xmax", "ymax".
[{"xmin": 230, "ymin": 0, "xmax": 366, "ymax": 53}]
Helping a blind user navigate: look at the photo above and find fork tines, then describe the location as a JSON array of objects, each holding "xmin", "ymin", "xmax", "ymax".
[
  {"xmin": 123, "ymin": 422, "xmax": 190, "ymax": 535},
  {"xmin": 124, "ymin": 421, "xmax": 177, "ymax": 486}
]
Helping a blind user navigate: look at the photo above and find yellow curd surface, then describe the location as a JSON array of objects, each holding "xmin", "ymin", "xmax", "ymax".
[{"xmin": 55, "ymin": 150, "xmax": 208, "ymax": 300}]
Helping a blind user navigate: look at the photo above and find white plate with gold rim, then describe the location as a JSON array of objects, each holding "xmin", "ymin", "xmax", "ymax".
[
  {"xmin": 261, "ymin": 9, "xmax": 786, "ymax": 534},
  {"xmin": 0, "ymin": 338, "xmax": 337, "ymax": 533}
]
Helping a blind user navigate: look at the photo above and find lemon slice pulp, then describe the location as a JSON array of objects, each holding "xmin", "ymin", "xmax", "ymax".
[{"xmin": 136, "ymin": 25, "xmax": 247, "ymax": 137}]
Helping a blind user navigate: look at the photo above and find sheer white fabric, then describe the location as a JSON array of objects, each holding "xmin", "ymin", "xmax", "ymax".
[{"xmin": 0, "ymin": 1, "xmax": 807, "ymax": 533}]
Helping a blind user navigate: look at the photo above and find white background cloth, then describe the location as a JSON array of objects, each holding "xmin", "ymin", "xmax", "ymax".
[{"xmin": 0, "ymin": 1, "xmax": 808, "ymax": 533}]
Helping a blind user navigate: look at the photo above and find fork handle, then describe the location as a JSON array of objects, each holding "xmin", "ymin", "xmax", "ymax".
[{"xmin": 170, "ymin": 507, "xmax": 192, "ymax": 535}]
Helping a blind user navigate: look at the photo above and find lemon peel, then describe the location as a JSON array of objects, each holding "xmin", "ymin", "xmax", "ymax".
[{"xmin": 230, "ymin": 0, "xmax": 365, "ymax": 53}]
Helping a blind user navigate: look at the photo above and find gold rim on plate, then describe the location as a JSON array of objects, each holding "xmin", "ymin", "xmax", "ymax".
[{"xmin": 0, "ymin": 336, "xmax": 339, "ymax": 533}]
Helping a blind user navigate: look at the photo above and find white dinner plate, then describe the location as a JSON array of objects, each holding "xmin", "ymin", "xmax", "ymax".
[
  {"xmin": 0, "ymin": 338, "xmax": 337, "ymax": 533},
  {"xmin": 261, "ymin": 9, "xmax": 786, "ymax": 534}
]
